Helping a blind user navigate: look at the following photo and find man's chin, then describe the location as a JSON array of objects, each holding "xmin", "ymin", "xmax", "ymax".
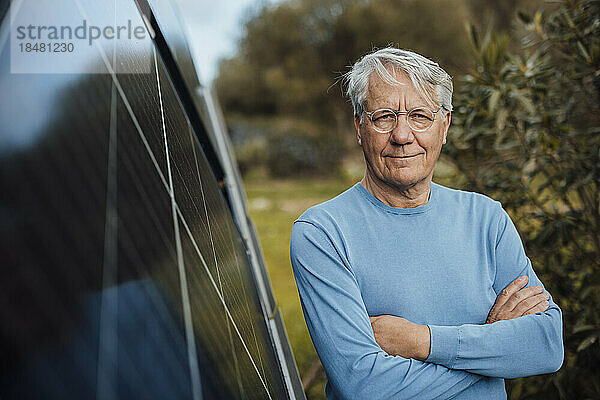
[
  {"xmin": 383, "ymin": 173, "xmax": 431, "ymax": 191},
  {"xmin": 364, "ymin": 165, "xmax": 431, "ymax": 191}
]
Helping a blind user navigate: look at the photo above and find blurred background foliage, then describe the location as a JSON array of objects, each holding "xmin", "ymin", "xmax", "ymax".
[{"xmin": 215, "ymin": 0, "xmax": 599, "ymax": 398}]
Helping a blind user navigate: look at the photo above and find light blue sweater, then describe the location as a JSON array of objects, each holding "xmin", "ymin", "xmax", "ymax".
[{"xmin": 290, "ymin": 182, "xmax": 563, "ymax": 399}]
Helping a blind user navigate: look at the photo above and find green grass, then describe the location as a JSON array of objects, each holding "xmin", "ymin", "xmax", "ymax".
[{"xmin": 244, "ymin": 176, "xmax": 359, "ymax": 399}]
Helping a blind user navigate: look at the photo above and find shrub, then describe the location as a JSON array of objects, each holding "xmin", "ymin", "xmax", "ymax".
[{"xmin": 447, "ymin": 1, "xmax": 600, "ymax": 398}]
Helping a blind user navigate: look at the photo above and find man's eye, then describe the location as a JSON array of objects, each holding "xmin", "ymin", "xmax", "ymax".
[
  {"xmin": 410, "ymin": 109, "xmax": 433, "ymax": 121},
  {"xmin": 373, "ymin": 113, "xmax": 395, "ymax": 122}
]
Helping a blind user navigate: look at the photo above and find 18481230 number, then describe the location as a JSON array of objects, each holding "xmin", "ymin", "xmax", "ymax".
[{"xmin": 19, "ymin": 42, "xmax": 74, "ymax": 52}]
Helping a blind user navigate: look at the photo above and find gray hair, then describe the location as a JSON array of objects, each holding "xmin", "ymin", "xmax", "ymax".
[{"xmin": 344, "ymin": 47, "xmax": 453, "ymax": 120}]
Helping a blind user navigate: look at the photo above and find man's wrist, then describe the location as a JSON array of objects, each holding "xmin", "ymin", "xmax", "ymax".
[
  {"xmin": 370, "ymin": 316, "xmax": 432, "ymax": 360},
  {"xmin": 425, "ymin": 325, "xmax": 461, "ymax": 366},
  {"xmin": 413, "ymin": 324, "xmax": 431, "ymax": 361}
]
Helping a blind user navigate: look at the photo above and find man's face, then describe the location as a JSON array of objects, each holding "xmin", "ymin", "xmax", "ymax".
[{"xmin": 354, "ymin": 69, "xmax": 451, "ymax": 191}]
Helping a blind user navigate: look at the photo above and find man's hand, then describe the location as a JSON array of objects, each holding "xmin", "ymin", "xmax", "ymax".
[
  {"xmin": 486, "ymin": 275, "xmax": 550, "ymax": 324},
  {"xmin": 369, "ymin": 315, "xmax": 430, "ymax": 361},
  {"xmin": 370, "ymin": 276, "xmax": 550, "ymax": 359}
]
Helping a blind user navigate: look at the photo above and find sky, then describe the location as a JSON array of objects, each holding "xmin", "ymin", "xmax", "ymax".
[{"xmin": 176, "ymin": 0, "xmax": 273, "ymax": 86}]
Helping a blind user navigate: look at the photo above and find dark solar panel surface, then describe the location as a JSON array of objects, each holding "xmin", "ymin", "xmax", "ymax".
[{"xmin": 0, "ymin": 1, "xmax": 290, "ymax": 399}]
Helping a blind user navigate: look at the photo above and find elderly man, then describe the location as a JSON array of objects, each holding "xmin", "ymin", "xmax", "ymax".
[{"xmin": 290, "ymin": 47, "xmax": 563, "ymax": 399}]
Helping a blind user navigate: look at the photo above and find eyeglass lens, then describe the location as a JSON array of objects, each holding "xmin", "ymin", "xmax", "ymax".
[{"xmin": 370, "ymin": 108, "xmax": 435, "ymax": 133}]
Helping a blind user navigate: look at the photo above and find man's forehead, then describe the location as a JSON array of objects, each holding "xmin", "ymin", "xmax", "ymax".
[{"xmin": 367, "ymin": 71, "xmax": 427, "ymax": 105}]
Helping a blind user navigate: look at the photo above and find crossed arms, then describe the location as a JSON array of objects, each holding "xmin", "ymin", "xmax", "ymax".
[
  {"xmin": 370, "ymin": 274, "xmax": 551, "ymax": 364},
  {"xmin": 290, "ymin": 209, "xmax": 563, "ymax": 399}
]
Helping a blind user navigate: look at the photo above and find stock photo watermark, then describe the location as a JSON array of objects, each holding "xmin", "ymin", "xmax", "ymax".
[
  {"xmin": 10, "ymin": 0, "xmax": 152, "ymax": 74},
  {"xmin": 15, "ymin": 20, "xmax": 147, "ymax": 47}
]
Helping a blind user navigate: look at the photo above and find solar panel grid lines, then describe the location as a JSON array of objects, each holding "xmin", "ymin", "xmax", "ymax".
[
  {"xmin": 70, "ymin": 0, "xmax": 169, "ymax": 194},
  {"xmin": 164, "ymin": 138, "xmax": 279, "ymax": 398},
  {"xmin": 28, "ymin": 75, "xmax": 113, "ymax": 265},
  {"xmin": 225, "ymin": 225, "xmax": 268, "ymax": 383},
  {"xmin": 0, "ymin": 80, "xmax": 109, "ymax": 397},
  {"xmin": 112, "ymin": 93, "xmax": 195, "ymax": 397},
  {"xmin": 169, "ymin": 140, "xmax": 224, "ymax": 284},
  {"xmin": 186, "ymin": 126, "xmax": 246, "ymax": 398},
  {"xmin": 153, "ymin": 44, "xmax": 203, "ymax": 400},
  {"xmin": 160, "ymin": 117, "xmax": 276, "ymax": 397},
  {"xmin": 2, "ymin": 0, "xmax": 300, "ymax": 398},
  {"xmin": 22, "ymin": 76, "xmax": 113, "ymax": 338},
  {"xmin": 99, "ymin": 57, "xmax": 170, "ymax": 194},
  {"xmin": 198, "ymin": 166, "xmax": 265, "ymax": 396},
  {"xmin": 114, "ymin": 129, "xmax": 178, "ymax": 277},
  {"xmin": 80, "ymin": 47, "xmax": 193, "ymax": 400},
  {"xmin": 195, "ymin": 88, "xmax": 287, "ymax": 394},
  {"xmin": 3, "ymin": 3, "xmax": 185, "ymax": 398},
  {"xmin": 102, "ymin": 24, "xmax": 273, "ymax": 397},
  {"xmin": 178, "ymin": 152, "xmax": 255, "ymax": 396},
  {"xmin": 96, "ymin": 83, "xmax": 119, "ymax": 400},
  {"xmin": 96, "ymin": 26, "xmax": 119, "ymax": 398},
  {"xmin": 140, "ymin": 21, "xmax": 280, "ymax": 396},
  {"xmin": 176, "ymin": 227, "xmax": 242, "ymax": 388},
  {"xmin": 5, "ymin": 163, "xmax": 96, "ymax": 396},
  {"xmin": 173, "ymin": 203, "xmax": 274, "ymax": 400},
  {"xmin": 90, "ymin": 278, "xmax": 193, "ymax": 399},
  {"xmin": 147, "ymin": 47, "xmax": 247, "ymax": 394},
  {"xmin": 106, "ymin": 55, "xmax": 239, "ymax": 395},
  {"xmin": 97, "ymin": 51, "xmax": 192, "ymax": 365},
  {"xmin": 221, "ymin": 230, "xmax": 272, "ymax": 390}
]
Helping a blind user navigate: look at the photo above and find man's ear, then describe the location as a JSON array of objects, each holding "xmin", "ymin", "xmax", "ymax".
[
  {"xmin": 441, "ymin": 111, "xmax": 451, "ymax": 145},
  {"xmin": 354, "ymin": 115, "xmax": 363, "ymax": 146}
]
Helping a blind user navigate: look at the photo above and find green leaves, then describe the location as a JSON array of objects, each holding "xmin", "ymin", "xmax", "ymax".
[{"xmin": 449, "ymin": 1, "xmax": 600, "ymax": 397}]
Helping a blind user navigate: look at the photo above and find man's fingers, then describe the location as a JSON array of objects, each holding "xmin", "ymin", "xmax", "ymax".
[
  {"xmin": 487, "ymin": 277, "xmax": 545, "ymax": 324},
  {"xmin": 492, "ymin": 275, "xmax": 529, "ymax": 313},
  {"xmin": 497, "ymin": 275, "xmax": 528, "ymax": 303},
  {"xmin": 504, "ymin": 285, "xmax": 544, "ymax": 312},
  {"xmin": 513, "ymin": 291, "xmax": 550, "ymax": 316},
  {"xmin": 522, "ymin": 300, "xmax": 550, "ymax": 316}
]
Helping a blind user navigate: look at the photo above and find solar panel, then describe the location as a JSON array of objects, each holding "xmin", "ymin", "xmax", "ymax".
[{"xmin": 0, "ymin": 0, "xmax": 304, "ymax": 399}]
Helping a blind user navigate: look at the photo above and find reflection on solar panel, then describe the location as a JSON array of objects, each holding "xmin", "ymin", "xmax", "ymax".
[{"xmin": 0, "ymin": 0, "xmax": 304, "ymax": 399}]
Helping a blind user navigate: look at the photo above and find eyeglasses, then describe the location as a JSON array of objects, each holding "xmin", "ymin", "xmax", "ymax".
[{"xmin": 363, "ymin": 106, "xmax": 444, "ymax": 133}]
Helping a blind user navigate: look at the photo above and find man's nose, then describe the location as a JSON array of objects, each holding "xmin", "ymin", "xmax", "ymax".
[{"xmin": 389, "ymin": 115, "xmax": 414, "ymax": 144}]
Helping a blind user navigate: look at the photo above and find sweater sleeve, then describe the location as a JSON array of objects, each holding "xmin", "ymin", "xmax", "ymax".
[
  {"xmin": 290, "ymin": 220, "xmax": 484, "ymax": 400},
  {"xmin": 426, "ymin": 206, "xmax": 564, "ymax": 378}
]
